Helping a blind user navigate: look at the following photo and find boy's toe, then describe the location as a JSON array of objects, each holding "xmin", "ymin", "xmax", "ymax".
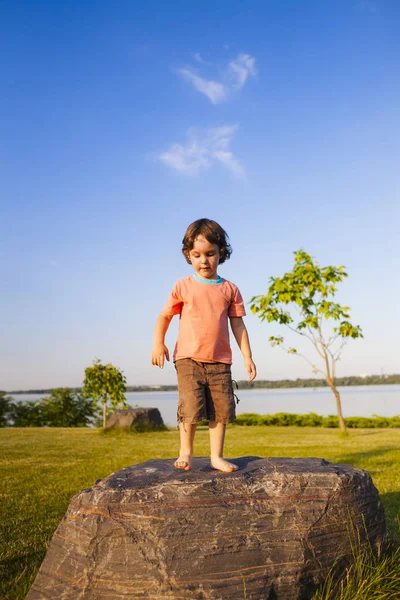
[{"xmin": 174, "ymin": 456, "xmax": 191, "ymax": 471}]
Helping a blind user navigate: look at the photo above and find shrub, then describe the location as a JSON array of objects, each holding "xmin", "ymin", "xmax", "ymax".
[
  {"xmin": 371, "ymin": 415, "xmax": 390, "ymax": 428},
  {"xmin": 7, "ymin": 388, "xmax": 98, "ymax": 427},
  {"xmin": 345, "ymin": 417, "xmax": 375, "ymax": 429},
  {"xmin": 8, "ymin": 400, "xmax": 45, "ymax": 427},
  {"xmin": 233, "ymin": 413, "xmax": 400, "ymax": 428},
  {"xmin": 235, "ymin": 413, "xmax": 263, "ymax": 426},
  {"xmin": 0, "ymin": 392, "xmax": 13, "ymax": 427},
  {"xmin": 41, "ymin": 388, "xmax": 97, "ymax": 427},
  {"xmin": 273, "ymin": 412, "xmax": 296, "ymax": 426},
  {"xmin": 322, "ymin": 415, "xmax": 340, "ymax": 428},
  {"xmin": 298, "ymin": 412, "xmax": 324, "ymax": 427},
  {"xmin": 260, "ymin": 414, "xmax": 278, "ymax": 426}
]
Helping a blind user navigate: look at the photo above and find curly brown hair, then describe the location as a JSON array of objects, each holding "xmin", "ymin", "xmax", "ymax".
[{"xmin": 182, "ymin": 218, "xmax": 232, "ymax": 265}]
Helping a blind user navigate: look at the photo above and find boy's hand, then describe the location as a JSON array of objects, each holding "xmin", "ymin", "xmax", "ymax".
[
  {"xmin": 245, "ymin": 357, "xmax": 257, "ymax": 382},
  {"xmin": 151, "ymin": 344, "xmax": 170, "ymax": 369}
]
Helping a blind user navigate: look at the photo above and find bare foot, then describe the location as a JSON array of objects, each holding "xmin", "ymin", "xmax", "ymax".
[
  {"xmin": 174, "ymin": 454, "xmax": 192, "ymax": 471},
  {"xmin": 210, "ymin": 457, "xmax": 238, "ymax": 473}
]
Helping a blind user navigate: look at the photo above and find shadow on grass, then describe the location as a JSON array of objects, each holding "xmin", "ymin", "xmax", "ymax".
[
  {"xmin": 349, "ymin": 430, "xmax": 387, "ymax": 437},
  {"xmin": 99, "ymin": 424, "xmax": 169, "ymax": 435},
  {"xmin": 334, "ymin": 447, "xmax": 398, "ymax": 465},
  {"xmin": 380, "ymin": 492, "xmax": 400, "ymax": 542},
  {"xmin": 0, "ymin": 550, "xmax": 45, "ymax": 600},
  {"xmin": 332, "ymin": 450, "xmax": 400, "ymax": 542}
]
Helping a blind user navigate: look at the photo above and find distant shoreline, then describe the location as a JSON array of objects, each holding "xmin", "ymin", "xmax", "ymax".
[{"xmin": 5, "ymin": 373, "xmax": 400, "ymax": 395}]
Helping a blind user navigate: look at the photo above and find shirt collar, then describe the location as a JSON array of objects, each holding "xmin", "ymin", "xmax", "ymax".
[{"xmin": 192, "ymin": 272, "xmax": 224, "ymax": 285}]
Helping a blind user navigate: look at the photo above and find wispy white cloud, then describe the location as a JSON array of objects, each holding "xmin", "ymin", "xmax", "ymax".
[
  {"xmin": 212, "ymin": 149, "xmax": 245, "ymax": 177},
  {"xmin": 176, "ymin": 53, "xmax": 256, "ymax": 104},
  {"xmin": 194, "ymin": 52, "xmax": 204, "ymax": 63},
  {"xmin": 159, "ymin": 125, "xmax": 245, "ymax": 178},
  {"xmin": 177, "ymin": 68, "xmax": 227, "ymax": 104},
  {"xmin": 228, "ymin": 53, "xmax": 257, "ymax": 89}
]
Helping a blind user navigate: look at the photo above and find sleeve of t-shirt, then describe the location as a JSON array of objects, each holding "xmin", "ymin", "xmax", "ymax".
[
  {"xmin": 161, "ymin": 281, "xmax": 183, "ymax": 317},
  {"xmin": 228, "ymin": 285, "xmax": 246, "ymax": 317}
]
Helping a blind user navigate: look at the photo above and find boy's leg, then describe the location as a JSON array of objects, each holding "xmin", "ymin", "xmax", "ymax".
[
  {"xmin": 175, "ymin": 422, "xmax": 196, "ymax": 470},
  {"xmin": 206, "ymin": 363, "xmax": 237, "ymax": 472},
  {"xmin": 209, "ymin": 421, "xmax": 238, "ymax": 472},
  {"xmin": 175, "ymin": 359, "xmax": 207, "ymax": 471}
]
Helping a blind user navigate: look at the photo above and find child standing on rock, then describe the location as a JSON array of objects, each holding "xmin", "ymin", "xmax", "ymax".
[{"xmin": 151, "ymin": 218, "xmax": 256, "ymax": 472}]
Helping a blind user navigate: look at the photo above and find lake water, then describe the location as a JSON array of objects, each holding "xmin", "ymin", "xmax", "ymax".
[{"xmin": 12, "ymin": 385, "xmax": 400, "ymax": 427}]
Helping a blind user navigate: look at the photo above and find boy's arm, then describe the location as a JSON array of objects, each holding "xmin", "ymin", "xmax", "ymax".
[
  {"xmin": 229, "ymin": 317, "xmax": 257, "ymax": 382},
  {"xmin": 151, "ymin": 313, "xmax": 173, "ymax": 368}
]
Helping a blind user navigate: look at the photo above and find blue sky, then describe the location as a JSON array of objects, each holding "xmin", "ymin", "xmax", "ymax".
[{"xmin": 1, "ymin": 0, "xmax": 399, "ymax": 390}]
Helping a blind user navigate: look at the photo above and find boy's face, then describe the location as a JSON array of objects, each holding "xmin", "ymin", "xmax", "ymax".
[{"xmin": 188, "ymin": 235, "xmax": 220, "ymax": 280}]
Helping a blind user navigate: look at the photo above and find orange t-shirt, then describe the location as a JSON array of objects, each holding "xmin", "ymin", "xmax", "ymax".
[{"xmin": 161, "ymin": 274, "xmax": 246, "ymax": 364}]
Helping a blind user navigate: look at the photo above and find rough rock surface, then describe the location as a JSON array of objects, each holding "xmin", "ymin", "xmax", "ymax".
[
  {"xmin": 106, "ymin": 407, "xmax": 164, "ymax": 429},
  {"xmin": 26, "ymin": 457, "xmax": 386, "ymax": 600}
]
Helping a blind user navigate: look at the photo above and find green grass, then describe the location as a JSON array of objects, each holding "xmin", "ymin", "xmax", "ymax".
[{"xmin": 1, "ymin": 426, "xmax": 399, "ymax": 600}]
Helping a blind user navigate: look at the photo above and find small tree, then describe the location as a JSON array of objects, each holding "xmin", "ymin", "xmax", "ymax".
[
  {"xmin": 82, "ymin": 360, "xmax": 127, "ymax": 428},
  {"xmin": 250, "ymin": 250, "xmax": 363, "ymax": 433}
]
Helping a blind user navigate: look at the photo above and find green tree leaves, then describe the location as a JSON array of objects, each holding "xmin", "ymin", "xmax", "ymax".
[
  {"xmin": 250, "ymin": 249, "xmax": 363, "ymax": 433},
  {"xmin": 40, "ymin": 389, "xmax": 96, "ymax": 427},
  {"xmin": 0, "ymin": 392, "xmax": 13, "ymax": 427},
  {"xmin": 82, "ymin": 359, "xmax": 127, "ymax": 428},
  {"xmin": 0, "ymin": 389, "xmax": 96, "ymax": 427}
]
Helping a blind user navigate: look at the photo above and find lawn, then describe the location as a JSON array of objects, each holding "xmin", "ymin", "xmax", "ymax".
[{"xmin": 1, "ymin": 426, "xmax": 399, "ymax": 600}]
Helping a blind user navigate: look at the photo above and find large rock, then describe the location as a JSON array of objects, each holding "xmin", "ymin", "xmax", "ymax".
[
  {"xmin": 26, "ymin": 457, "xmax": 386, "ymax": 600},
  {"xmin": 106, "ymin": 407, "xmax": 164, "ymax": 429}
]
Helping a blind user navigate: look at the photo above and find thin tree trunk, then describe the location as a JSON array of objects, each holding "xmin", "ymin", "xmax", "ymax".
[
  {"xmin": 319, "ymin": 337, "xmax": 347, "ymax": 434},
  {"xmin": 103, "ymin": 398, "xmax": 107, "ymax": 429},
  {"xmin": 326, "ymin": 378, "xmax": 347, "ymax": 433}
]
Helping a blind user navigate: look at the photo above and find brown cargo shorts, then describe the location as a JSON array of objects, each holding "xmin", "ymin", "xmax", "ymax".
[{"xmin": 175, "ymin": 358, "xmax": 236, "ymax": 424}]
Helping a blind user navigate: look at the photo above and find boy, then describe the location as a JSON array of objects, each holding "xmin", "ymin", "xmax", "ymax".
[{"xmin": 151, "ymin": 218, "xmax": 256, "ymax": 472}]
